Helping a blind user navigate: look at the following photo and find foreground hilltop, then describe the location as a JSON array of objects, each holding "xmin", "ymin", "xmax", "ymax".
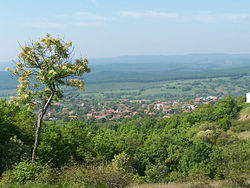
[{"xmin": 0, "ymin": 96, "xmax": 249, "ymax": 187}]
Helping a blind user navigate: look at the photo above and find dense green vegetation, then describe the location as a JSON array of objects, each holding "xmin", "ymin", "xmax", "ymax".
[
  {"xmin": 2, "ymin": 69, "xmax": 250, "ymax": 101},
  {"xmin": 0, "ymin": 96, "xmax": 249, "ymax": 187}
]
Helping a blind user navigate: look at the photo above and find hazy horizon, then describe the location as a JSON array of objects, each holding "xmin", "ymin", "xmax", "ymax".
[{"xmin": 2, "ymin": 52, "xmax": 250, "ymax": 62}]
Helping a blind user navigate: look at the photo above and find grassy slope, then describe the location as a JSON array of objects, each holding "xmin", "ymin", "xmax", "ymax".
[
  {"xmin": 234, "ymin": 104, "xmax": 250, "ymax": 140},
  {"xmin": 130, "ymin": 104, "xmax": 250, "ymax": 188}
]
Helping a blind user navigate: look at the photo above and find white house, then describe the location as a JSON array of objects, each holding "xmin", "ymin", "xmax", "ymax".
[{"xmin": 246, "ymin": 93, "xmax": 250, "ymax": 103}]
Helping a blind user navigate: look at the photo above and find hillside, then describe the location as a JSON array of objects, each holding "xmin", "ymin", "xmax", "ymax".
[{"xmin": 0, "ymin": 96, "xmax": 249, "ymax": 187}]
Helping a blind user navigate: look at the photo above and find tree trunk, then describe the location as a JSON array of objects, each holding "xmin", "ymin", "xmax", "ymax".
[{"xmin": 32, "ymin": 91, "xmax": 54, "ymax": 163}]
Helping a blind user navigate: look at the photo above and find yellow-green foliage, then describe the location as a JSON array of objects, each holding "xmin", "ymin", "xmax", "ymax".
[{"xmin": 7, "ymin": 34, "xmax": 90, "ymax": 109}]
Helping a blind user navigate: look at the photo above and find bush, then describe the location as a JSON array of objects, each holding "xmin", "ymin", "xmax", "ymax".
[
  {"xmin": 112, "ymin": 152, "xmax": 135, "ymax": 174},
  {"xmin": 179, "ymin": 141, "xmax": 212, "ymax": 175},
  {"xmin": 0, "ymin": 160, "xmax": 49, "ymax": 186},
  {"xmin": 58, "ymin": 164, "xmax": 132, "ymax": 188},
  {"xmin": 1, "ymin": 136, "xmax": 30, "ymax": 172},
  {"xmin": 167, "ymin": 171, "xmax": 185, "ymax": 182},
  {"xmin": 187, "ymin": 169, "xmax": 211, "ymax": 188},
  {"xmin": 14, "ymin": 160, "xmax": 44, "ymax": 184},
  {"xmin": 209, "ymin": 141, "xmax": 250, "ymax": 185},
  {"xmin": 0, "ymin": 163, "xmax": 132, "ymax": 187},
  {"xmin": 145, "ymin": 162, "xmax": 169, "ymax": 183}
]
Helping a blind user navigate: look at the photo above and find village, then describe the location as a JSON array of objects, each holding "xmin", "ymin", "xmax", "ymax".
[{"xmin": 44, "ymin": 96, "xmax": 219, "ymax": 122}]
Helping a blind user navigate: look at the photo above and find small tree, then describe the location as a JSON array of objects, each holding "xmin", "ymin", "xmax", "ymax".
[{"xmin": 8, "ymin": 34, "xmax": 91, "ymax": 162}]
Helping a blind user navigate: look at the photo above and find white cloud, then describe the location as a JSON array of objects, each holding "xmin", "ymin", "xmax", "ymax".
[
  {"xmin": 222, "ymin": 13, "xmax": 249, "ymax": 21},
  {"xmin": 27, "ymin": 23, "xmax": 63, "ymax": 28},
  {"xmin": 120, "ymin": 11, "xmax": 179, "ymax": 18},
  {"xmin": 75, "ymin": 12, "xmax": 106, "ymax": 21},
  {"xmin": 72, "ymin": 12, "xmax": 110, "ymax": 27},
  {"xmin": 193, "ymin": 13, "xmax": 250, "ymax": 23},
  {"xmin": 193, "ymin": 15, "xmax": 215, "ymax": 23},
  {"xmin": 73, "ymin": 22, "xmax": 104, "ymax": 27},
  {"xmin": 90, "ymin": 0, "xmax": 97, "ymax": 5}
]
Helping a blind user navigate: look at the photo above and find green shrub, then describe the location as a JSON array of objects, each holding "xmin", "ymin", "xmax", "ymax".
[
  {"xmin": 167, "ymin": 171, "xmax": 185, "ymax": 182},
  {"xmin": 0, "ymin": 163, "xmax": 132, "ymax": 187},
  {"xmin": 179, "ymin": 141, "xmax": 212, "ymax": 176},
  {"xmin": 58, "ymin": 164, "xmax": 131, "ymax": 188},
  {"xmin": 112, "ymin": 152, "xmax": 135, "ymax": 174},
  {"xmin": 187, "ymin": 169, "xmax": 211, "ymax": 188},
  {"xmin": 0, "ymin": 160, "xmax": 49, "ymax": 187},
  {"xmin": 14, "ymin": 160, "xmax": 44, "ymax": 184},
  {"xmin": 145, "ymin": 162, "xmax": 168, "ymax": 183},
  {"xmin": 1, "ymin": 136, "xmax": 30, "ymax": 172}
]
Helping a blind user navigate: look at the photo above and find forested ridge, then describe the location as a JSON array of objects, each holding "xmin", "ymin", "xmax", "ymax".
[{"xmin": 0, "ymin": 96, "xmax": 249, "ymax": 187}]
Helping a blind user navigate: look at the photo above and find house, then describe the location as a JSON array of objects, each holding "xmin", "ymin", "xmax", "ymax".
[
  {"xmin": 148, "ymin": 112, "xmax": 156, "ymax": 116},
  {"xmin": 163, "ymin": 114, "xmax": 172, "ymax": 119},
  {"xmin": 94, "ymin": 115, "xmax": 106, "ymax": 120},
  {"xmin": 106, "ymin": 109, "xmax": 114, "ymax": 114},
  {"xmin": 154, "ymin": 103, "xmax": 164, "ymax": 110},
  {"xmin": 87, "ymin": 113, "xmax": 92, "ymax": 119},
  {"xmin": 69, "ymin": 110, "xmax": 74, "ymax": 115},
  {"xmin": 206, "ymin": 96, "xmax": 217, "ymax": 101},
  {"xmin": 172, "ymin": 101, "xmax": 179, "ymax": 107},
  {"xmin": 132, "ymin": 111, "xmax": 138, "ymax": 115},
  {"xmin": 194, "ymin": 98, "xmax": 201, "ymax": 103},
  {"xmin": 247, "ymin": 93, "xmax": 250, "ymax": 103},
  {"xmin": 203, "ymin": 102, "xmax": 209, "ymax": 105},
  {"xmin": 109, "ymin": 115, "xmax": 121, "ymax": 121},
  {"xmin": 49, "ymin": 117, "xmax": 58, "ymax": 121},
  {"xmin": 182, "ymin": 104, "xmax": 195, "ymax": 111}
]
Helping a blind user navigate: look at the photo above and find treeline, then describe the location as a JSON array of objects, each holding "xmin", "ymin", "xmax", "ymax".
[
  {"xmin": 1, "ymin": 66, "xmax": 250, "ymax": 91},
  {"xmin": 0, "ymin": 96, "xmax": 249, "ymax": 187},
  {"xmin": 86, "ymin": 67, "xmax": 250, "ymax": 84}
]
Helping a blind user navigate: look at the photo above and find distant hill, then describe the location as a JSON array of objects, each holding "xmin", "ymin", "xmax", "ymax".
[
  {"xmin": 86, "ymin": 53, "xmax": 250, "ymax": 82},
  {"xmin": 2, "ymin": 53, "xmax": 250, "ymax": 71},
  {"xmin": 1, "ymin": 53, "xmax": 250, "ymax": 83},
  {"xmin": 89, "ymin": 53, "xmax": 250, "ymax": 64},
  {"xmin": 88, "ymin": 53, "xmax": 250, "ymax": 72}
]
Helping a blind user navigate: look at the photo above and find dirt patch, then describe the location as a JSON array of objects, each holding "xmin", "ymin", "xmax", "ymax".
[
  {"xmin": 239, "ymin": 114, "xmax": 249, "ymax": 121},
  {"xmin": 238, "ymin": 131, "xmax": 250, "ymax": 140}
]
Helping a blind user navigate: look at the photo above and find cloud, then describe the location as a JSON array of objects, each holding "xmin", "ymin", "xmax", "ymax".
[
  {"xmin": 193, "ymin": 13, "xmax": 250, "ymax": 23},
  {"xmin": 27, "ymin": 23, "xmax": 63, "ymax": 28},
  {"xmin": 222, "ymin": 13, "xmax": 249, "ymax": 21},
  {"xmin": 120, "ymin": 11, "xmax": 179, "ymax": 18},
  {"xmin": 72, "ymin": 12, "xmax": 110, "ymax": 27},
  {"xmin": 193, "ymin": 15, "xmax": 215, "ymax": 23},
  {"xmin": 75, "ymin": 12, "xmax": 106, "ymax": 21},
  {"xmin": 90, "ymin": 0, "xmax": 97, "ymax": 4},
  {"xmin": 72, "ymin": 22, "xmax": 104, "ymax": 27},
  {"xmin": 23, "ymin": 12, "xmax": 107, "ymax": 29}
]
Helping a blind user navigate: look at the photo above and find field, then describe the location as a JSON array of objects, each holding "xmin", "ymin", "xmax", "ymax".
[
  {"xmin": 1, "ymin": 71, "xmax": 250, "ymax": 101},
  {"xmin": 63, "ymin": 73, "xmax": 250, "ymax": 103},
  {"xmin": 1, "ymin": 54, "xmax": 250, "ymax": 101}
]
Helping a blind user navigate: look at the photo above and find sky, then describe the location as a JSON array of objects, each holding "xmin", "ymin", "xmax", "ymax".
[{"xmin": 1, "ymin": 0, "xmax": 250, "ymax": 61}]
